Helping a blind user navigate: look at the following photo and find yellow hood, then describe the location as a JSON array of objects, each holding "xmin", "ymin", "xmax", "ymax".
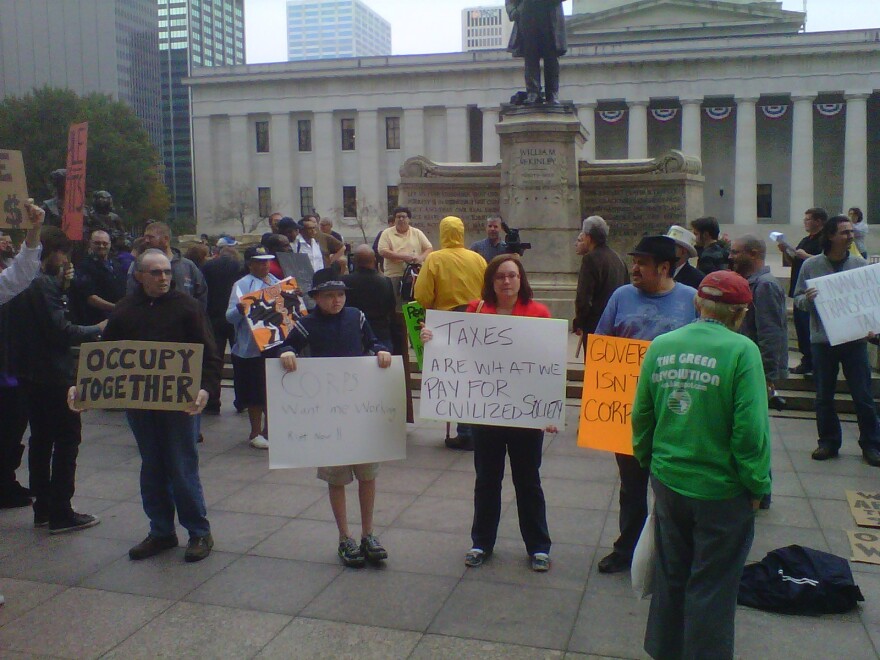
[{"xmin": 439, "ymin": 216, "xmax": 465, "ymax": 249}]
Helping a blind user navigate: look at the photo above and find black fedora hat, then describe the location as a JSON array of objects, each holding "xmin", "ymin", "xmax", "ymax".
[{"xmin": 628, "ymin": 235, "xmax": 677, "ymax": 263}]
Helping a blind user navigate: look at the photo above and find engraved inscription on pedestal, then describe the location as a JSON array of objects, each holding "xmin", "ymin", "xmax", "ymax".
[
  {"xmin": 401, "ymin": 185, "xmax": 501, "ymax": 235},
  {"xmin": 512, "ymin": 144, "xmax": 567, "ymax": 188}
]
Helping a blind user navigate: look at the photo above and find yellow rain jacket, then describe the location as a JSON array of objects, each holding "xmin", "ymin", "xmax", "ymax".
[{"xmin": 414, "ymin": 216, "xmax": 488, "ymax": 311}]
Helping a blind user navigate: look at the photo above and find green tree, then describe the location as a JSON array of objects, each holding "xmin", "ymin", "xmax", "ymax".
[{"xmin": 0, "ymin": 87, "xmax": 168, "ymax": 228}]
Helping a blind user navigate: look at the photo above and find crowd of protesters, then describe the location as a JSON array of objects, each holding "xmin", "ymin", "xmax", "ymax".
[{"xmin": 1, "ymin": 194, "xmax": 876, "ymax": 659}]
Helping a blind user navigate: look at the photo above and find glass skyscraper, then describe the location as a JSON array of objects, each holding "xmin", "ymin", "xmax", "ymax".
[
  {"xmin": 158, "ymin": 0, "xmax": 245, "ymax": 221},
  {"xmin": 286, "ymin": 0, "xmax": 391, "ymax": 61}
]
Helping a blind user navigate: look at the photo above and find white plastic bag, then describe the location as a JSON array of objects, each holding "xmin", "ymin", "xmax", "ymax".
[{"xmin": 631, "ymin": 511, "xmax": 656, "ymax": 599}]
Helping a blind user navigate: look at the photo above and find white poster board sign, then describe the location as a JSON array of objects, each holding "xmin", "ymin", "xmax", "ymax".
[
  {"xmin": 419, "ymin": 310, "xmax": 567, "ymax": 430},
  {"xmin": 266, "ymin": 357, "xmax": 407, "ymax": 469},
  {"xmin": 807, "ymin": 263, "xmax": 880, "ymax": 345}
]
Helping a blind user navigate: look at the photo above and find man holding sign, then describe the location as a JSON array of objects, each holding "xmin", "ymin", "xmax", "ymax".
[
  {"xmin": 593, "ymin": 235, "xmax": 698, "ymax": 575},
  {"xmin": 793, "ymin": 215, "xmax": 880, "ymax": 467},
  {"xmin": 71, "ymin": 250, "xmax": 222, "ymax": 562}
]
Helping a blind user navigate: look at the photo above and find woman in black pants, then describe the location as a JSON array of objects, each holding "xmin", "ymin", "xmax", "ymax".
[{"xmin": 421, "ymin": 254, "xmax": 556, "ymax": 572}]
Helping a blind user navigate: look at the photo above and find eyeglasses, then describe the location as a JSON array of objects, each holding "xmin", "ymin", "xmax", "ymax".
[
  {"xmin": 494, "ymin": 273, "xmax": 520, "ymax": 281},
  {"xmin": 145, "ymin": 268, "xmax": 172, "ymax": 277}
]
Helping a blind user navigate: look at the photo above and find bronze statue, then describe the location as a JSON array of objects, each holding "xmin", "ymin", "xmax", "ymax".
[
  {"xmin": 41, "ymin": 168, "xmax": 66, "ymax": 228},
  {"xmin": 85, "ymin": 190, "xmax": 125, "ymax": 239},
  {"xmin": 506, "ymin": 0, "xmax": 568, "ymax": 105}
]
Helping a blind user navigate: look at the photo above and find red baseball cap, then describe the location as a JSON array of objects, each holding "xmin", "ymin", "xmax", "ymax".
[{"xmin": 697, "ymin": 270, "xmax": 752, "ymax": 305}]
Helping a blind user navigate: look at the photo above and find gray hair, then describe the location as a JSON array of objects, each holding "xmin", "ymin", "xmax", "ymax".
[
  {"xmin": 581, "ymin": 215, "xmax": 609, "ymax": 244},
  {"xmin": 736, "ymin": 233, "xmax": 766, "ymax": 258},
  {"xmin": 486, "ymin": 215, "xmax": 503, "ymax": 225},
  {"xmin": 695, "ymin": 295, "xmax": 748, "ymax": 329},
  {"xmin": 135, "ymin": 248, "xmax": 169, "ymax": 272}
]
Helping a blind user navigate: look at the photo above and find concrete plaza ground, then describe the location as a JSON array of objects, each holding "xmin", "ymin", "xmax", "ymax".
[{"xmin": 1, "ymin": 392, "xmax": 880, "ymax": 659}]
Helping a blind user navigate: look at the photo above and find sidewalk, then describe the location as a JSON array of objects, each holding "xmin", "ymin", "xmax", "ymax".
[{"xmin": 1, "ymin": 392, "xmax": 878, "ymax": 659}]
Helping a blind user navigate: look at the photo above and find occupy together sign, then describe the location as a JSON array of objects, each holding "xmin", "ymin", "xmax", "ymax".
[
  {"xmin": 75, "ymin": 341, "xmax": 203, "ymax": 411},
  {"xmin": 419, "ymin": 310, "xmax": 567, "ymax": 430}
]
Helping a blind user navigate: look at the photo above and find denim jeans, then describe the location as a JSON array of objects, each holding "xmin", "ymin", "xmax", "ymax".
[
  {"xmin": 793, "ymin": 308, "xmax": 812, "ymax": 368},
  {"xmin": 613, "ymin": 452, "xmax": 650, "ymax": 560},
  {"xmin": 471, "ymin": 425, "xmax": 550, "ymax": 555},
  {"xmin": 126, "ymin": 410, "xmax": 210, "ymax": 538},
  {"xmin": 813, "ymin": 341, "xmax": 880, "ymax": 451}
]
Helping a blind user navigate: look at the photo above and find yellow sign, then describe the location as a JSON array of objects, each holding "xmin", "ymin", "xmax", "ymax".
[
  {"xmin": 848, "ymin": 529, "xmax": 880, "ymax": 565},
  {"xmin": 577, "ymin": 334, "xmax": 650, "ymax": 455},
  {"xmin": 846, "ymin": 491, "xmax": 880, "ymax": 528},
  {"xmin": 0, "ymin": 149, "xmax": 32, "ymax": 229},
  {"xmin": 75, "ymin": 341, "xmax": 203, "ymax": 411}
]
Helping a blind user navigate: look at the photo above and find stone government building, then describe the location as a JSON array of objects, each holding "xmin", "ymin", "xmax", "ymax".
[{"xmin": 187, "ymin": 0, "xmax": 880, "ymax": 242}]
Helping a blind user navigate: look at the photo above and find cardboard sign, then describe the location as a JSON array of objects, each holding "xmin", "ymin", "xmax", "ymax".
[
  {"xmin": 848, "ymin": 529, "xmax": 880, "ymax": 565},
  {"xmin": 238, "ymin": 277, "xmax": 307, "ymax": 352},
  {"xmin": 75, "ymin": 341, "xmax": 203, "ymax": 411},
  {"xmin": 846, "ymin": 490, "xmax": 880, "ymax": 529},
  {"xmin": 402, "ymin": 301, "xmax": 426, "ymax": 369},
  {"xmin": 0, "ymin": 149, "xmax": 33, "ymax": 229},
  {"xmin": 276, "ymin": 252, "xmax": 315, "ymax": 310},
  {"xmin": 419, "ymin": 310, "xmax": 567, "ymax": 430},
  {"xmin": 62, "ymin": 122, "xmax": 88, "ymax": 240},
  {"xmin": 807, "ymin": 263, "xmax": 880, "ymax": 345},
  {"xmin": 578, "ymin": 334, "xmax": 651, "ymax": 455},
  {"xmin": 266, "ymin": 356, "xmax": 407, "ymax": 469}
]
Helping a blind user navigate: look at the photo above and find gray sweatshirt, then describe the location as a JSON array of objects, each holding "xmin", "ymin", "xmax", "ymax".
[
  {"xmin": 793, "ymin": 252, "xmax": 869, "ymax": 345},
  {"xmin": 739, "ymin": 265, "xmax": 788, "ymax": 381}
]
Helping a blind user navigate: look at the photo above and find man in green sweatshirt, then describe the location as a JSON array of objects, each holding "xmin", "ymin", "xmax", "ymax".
[{"xmin": 632, "ymin": 270, "xmax": 771, "ymax": 660}]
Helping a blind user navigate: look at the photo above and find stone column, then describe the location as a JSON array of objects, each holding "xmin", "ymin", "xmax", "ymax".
[
  {"xmin": 229, "ymin": 114, "xmax": 250, "ymax": 188},
  {"xmin": 313, "ymin": 111, "xmax": 336, "ymax": 216},
  {"xmin": 497, "ymin": 107, "xmax": 588, "ymax": 318},
  {"xmin": 680, "ymin": 99, "xmax": 702, "ymax": 160},
  {"xmin": 357, "ymin": 110, "xmax": 381, "ymax": 211},
  {"xmin": 733, "ymin": 97, "xmax": 758, "ymax": 225},
  {"xmin": 627, "ymin": 100, "xmax": 649, "ymax": 159},
  {"xmin": 789, "ymin": 95, "xmax": 815, "ymax": 225},
  {"xmin": 447, "ymin": 106, "xmax": 470, "ymax": 162},
  {"xmin": 843, "ymin": 92, "xmax": 870, "ymax": 215},
  {"xmin": 580, "ymin": 103, "xmax": 596, "ymax": 162},
  {"xmin": 482, "ymin": 107, "xmax": 501, "ymax": 164},
  {"xmin": 403, "ymin": 107, "xmax": 425, "ymax": 159},
  {"xmin": 191, "ymin": 116, "xmax": 213, "ymax": 230},
  {"xmin": 271, "ymin": 113, "xmax": 292, "ymax": 214}
]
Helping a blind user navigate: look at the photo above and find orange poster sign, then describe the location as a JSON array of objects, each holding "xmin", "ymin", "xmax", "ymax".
[
  {"xmin": 62, "ymin": 122, "xmax": 88, "ymax": 240},
  {"xmin": 577, "ymin": 334, "xmax": 651, "ymax": 456},
  {"xmin": 238, "ymin": 277, "xmax": 307, "ymax": 351}
]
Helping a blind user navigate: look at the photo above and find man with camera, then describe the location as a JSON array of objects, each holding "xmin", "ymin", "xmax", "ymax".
[{"xmin": 471, "ymin": 216, "xmax": 507, "ymax": 262}]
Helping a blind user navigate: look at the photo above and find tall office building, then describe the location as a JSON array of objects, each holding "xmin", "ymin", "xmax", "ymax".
[
  {"xmin": 0, "ymin": 0, "xmax": 162, "ymax": 147},
  {"xmin": 159, "ymin": 0, "xmax": 245, "ymax": 220},
  {"xmin": 286, "ymin": 0, "xmax": 391, "ymax": 61},
  {"xmin": 462, "ymin": 6, "xmax": 513, "ymax": 52}
]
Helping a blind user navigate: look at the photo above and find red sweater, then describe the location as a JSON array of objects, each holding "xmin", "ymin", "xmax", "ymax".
[{"xmin": 465, "ymin": 298, "xmax": 551, "ymax": 318}]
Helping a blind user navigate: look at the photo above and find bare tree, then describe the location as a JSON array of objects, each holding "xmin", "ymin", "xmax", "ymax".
[
  {"xmin": 330, "ymin": 199, "xmax": 383, "ymax": 244},
  {"xmin": 211, "ymin": 183, "xmax": 265, "ymax": 234}
]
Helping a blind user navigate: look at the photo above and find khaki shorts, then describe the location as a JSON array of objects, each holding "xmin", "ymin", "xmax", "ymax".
[{"xmin": 317, "ymin": 463, "xmax": 380, "ymax": 486}]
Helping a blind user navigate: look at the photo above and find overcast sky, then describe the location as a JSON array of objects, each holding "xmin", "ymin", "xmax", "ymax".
[{"xmin": 245, "ymin": 0, "xmax": 880, "ymax": 64}]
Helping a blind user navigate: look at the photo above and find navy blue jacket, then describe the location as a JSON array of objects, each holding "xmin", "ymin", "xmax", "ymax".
[{"xmin": 275, "ymin": 306, "xmax": 387, "ymax": 357}]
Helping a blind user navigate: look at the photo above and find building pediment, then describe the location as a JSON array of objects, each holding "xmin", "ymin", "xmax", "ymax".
[{"xmin": 568, "ymin": 0, "xmax": 805, "ymax": 43}]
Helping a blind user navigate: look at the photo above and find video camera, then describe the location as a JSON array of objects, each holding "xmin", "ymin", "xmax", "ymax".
[{"xmin": 501, "ymin": 222, "xmax": 531, "ymax": 256}]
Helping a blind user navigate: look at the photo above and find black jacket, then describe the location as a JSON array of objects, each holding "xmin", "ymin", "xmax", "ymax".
[
  {"xmin": 573, "ymin": 244, "xmax": 629, "ymax": 335},
  {"xmin": 342, "ymin": 268, "xmax": 396, "ymax": 344},
  {"xmin": 9, "ymin": 273, "xmax": 102, "ymax": 385},
  {"xmin": 103, "ymin": 286, "xmax": 222, "ymax": 396},
  {"xmin": 72, "ymin": 254, "xmax": 128, "ymax": 325},
  {"xmin": 696, "ymin": 242, "xmax": 730, "ymax": 275},
  {"xmin": 674, "ymin": 262, "xmax": 705, "ymax": 290},
  {"xmin": 202, "ymin": 255, "xmax": 244, "ymax": 321}
]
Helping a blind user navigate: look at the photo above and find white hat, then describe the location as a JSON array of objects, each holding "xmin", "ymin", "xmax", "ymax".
[{"xmin": 665, "ymin": 225, "xmax": 698, "ymax": 258}]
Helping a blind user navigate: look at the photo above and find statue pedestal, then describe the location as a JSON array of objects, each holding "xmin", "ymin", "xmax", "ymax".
[{"xmin": 497, "ymin": 104, "xmax": 588, "ymax": 319}]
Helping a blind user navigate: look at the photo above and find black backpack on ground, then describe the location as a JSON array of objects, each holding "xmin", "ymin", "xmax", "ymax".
[{"xmin": 738, "ymin": 545, "xmax": 865, "ymax": 615}]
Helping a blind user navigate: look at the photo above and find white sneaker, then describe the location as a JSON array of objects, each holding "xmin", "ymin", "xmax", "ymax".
[{"xmin": 249, "ymin": 435, "xmax": 269, "ymax": 450}]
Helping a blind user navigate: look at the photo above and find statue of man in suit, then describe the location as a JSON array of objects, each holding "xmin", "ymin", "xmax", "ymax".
[{"xmin": 506, "ymin": 0, "xmax": 568, "ymax": 105}]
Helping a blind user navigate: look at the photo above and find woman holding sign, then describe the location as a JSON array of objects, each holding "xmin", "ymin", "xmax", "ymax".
[{"xmin": 421, "ymin": 254, "xmax": 556, "ymax": 572}]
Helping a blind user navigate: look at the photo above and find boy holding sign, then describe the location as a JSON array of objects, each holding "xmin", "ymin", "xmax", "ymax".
[{"xmin": 273, "ymin": 268, "xmax": 392, "ymax": 568}]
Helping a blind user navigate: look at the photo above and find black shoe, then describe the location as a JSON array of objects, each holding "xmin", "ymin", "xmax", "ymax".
[
  {"xmin": 49, "ymin": 512, "xmax": 100, "ymax": 535},
  {"xmin": 0, "ymin": 491, "xmax": 32, "ymax": 509},
  {"xmin": 811, "ymin": 446, "xmax": 839, "ymax": 461},
  {"xmin": 597, "ymin": 551, "xmax": 631, "ymax": 574},
  {"xmin": 203, "ymin": 404, "xmax": 221, "ymax": 416},
  {"xmin": 129, "ymin": 534, "xmax": 179, "ymax": 560},
  {"xmin": 863, "ymin": 447, "xmax": 880, "ymax": 467},
  {"xmin": 184, "ymin": 533, "xmax": 214, "ymax": 563},
  {"xmin": 197, "ymin": 433, "xmax": 204, "ymax": 444},
  {"xmin": 790, "ymin": 362, "xmax": 813, "ymax": 376},
  {"xmin": 445, "ymin": 435, "xmax": 474, "ymax": 451},
  {"xmin": 338, "ymin": 537, "xmax": 366, "ymax": 568},
  {"xmin": 465, "ymin": 548, "xmax": 491, "ymax": 568},
  {"xmin": 759, "ymin": 493, "xmax": 772, "ymax": 510},
  {"xmin": 769, "ymin": 391, "xmax": 786, "ymax": 412},
  {"xmin": 360, "ymin": 534, "xmax": 388, "ymax": 563},
  {"xmin": 34, "ymin": 511, "xmax": 49, "ymax": 528}
]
